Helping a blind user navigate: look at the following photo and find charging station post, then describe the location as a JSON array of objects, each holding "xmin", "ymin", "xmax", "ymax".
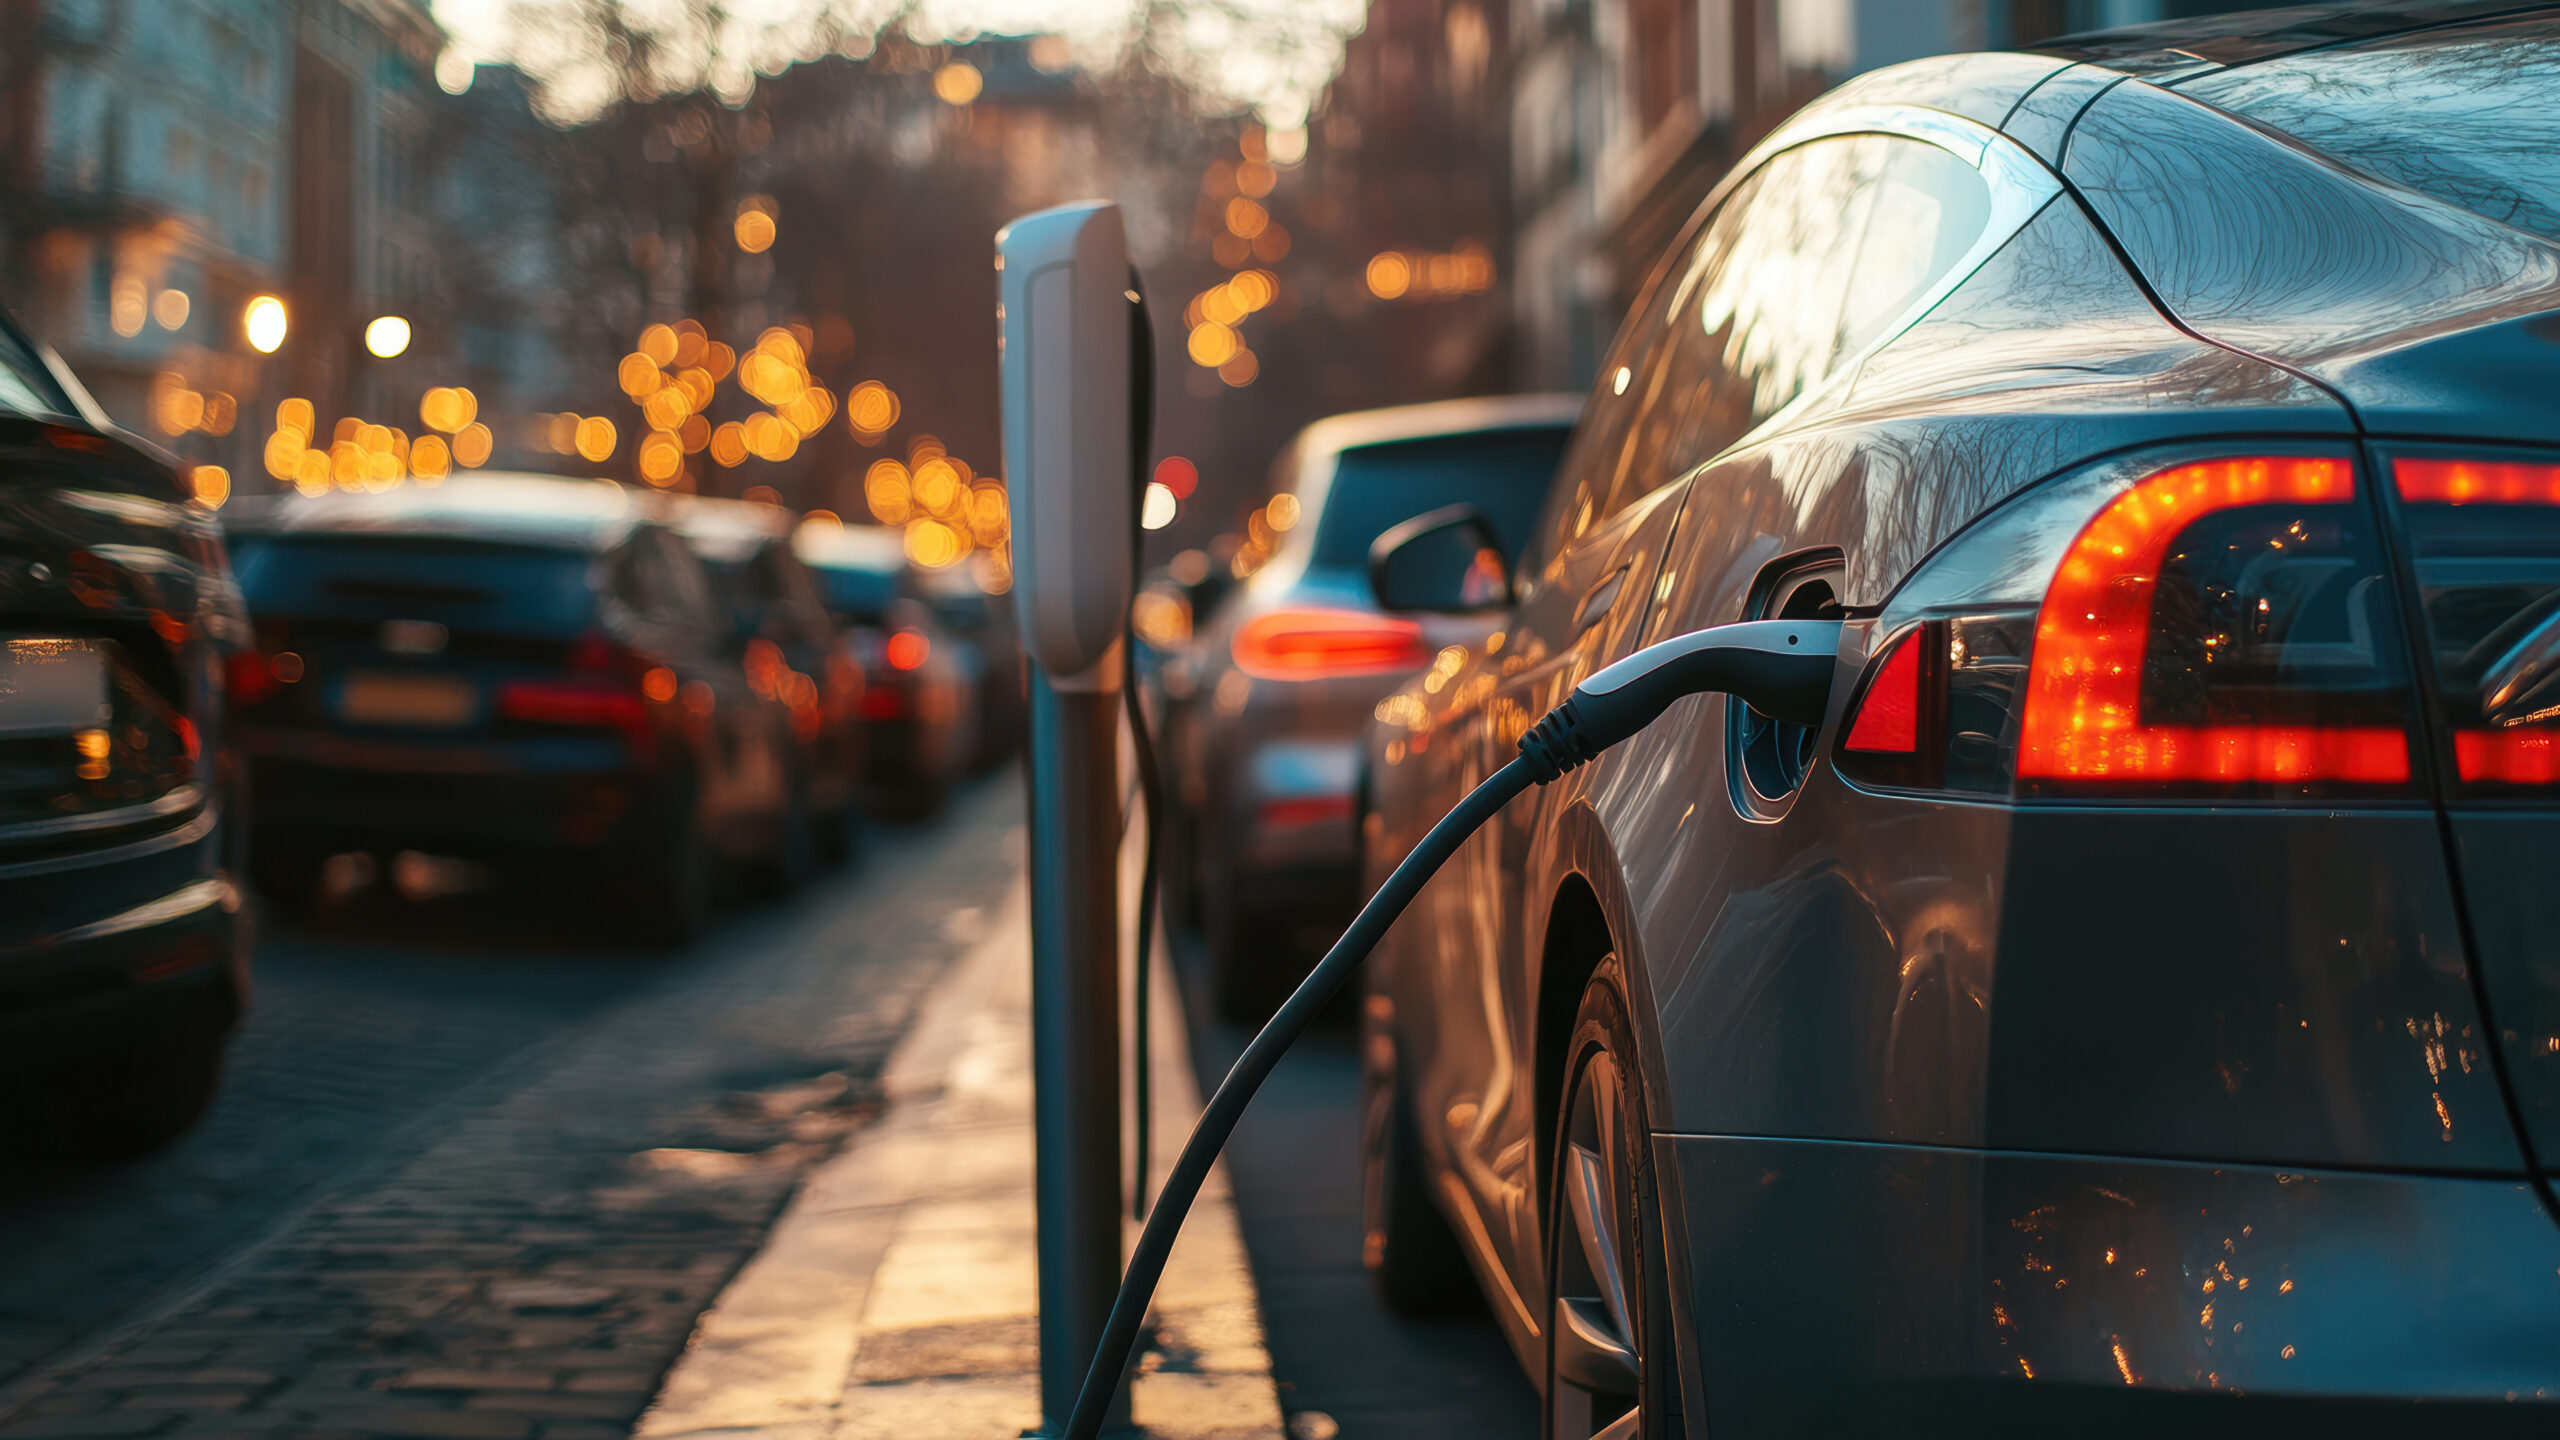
[{"xmin": 997, "ymin": 201, "xmax": 1138, "ymax": 1434}]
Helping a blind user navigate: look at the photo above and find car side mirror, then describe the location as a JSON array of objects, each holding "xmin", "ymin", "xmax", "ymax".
[{"xmin": 1369, "ymin": 504, "xmax": 1513, "ymax": 614}]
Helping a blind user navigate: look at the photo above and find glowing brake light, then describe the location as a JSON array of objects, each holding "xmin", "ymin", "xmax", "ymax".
[
  {"xmin": 1233, "ymin": 608, "xmax": 1429, "ymax": 680},
  {"xmin": 886, "ymin": 629, "xmax": 930, "ymax": 671},
  {"xmin": 1842, "ymin": 451, "xmax": 2421, "ymax": 801},
  {"xmin": 2390, "ymin": 455, "xmax": 2560, "ymax": 791},
  {"xmin": 225, "ymin": 651, "xmax": 277, "ymax": 705},
  {"xmin": 499, "ymin": 677, "xmax": 656, "ymax": 764},
  {"xmin": 2018, "ymin": 457, "xmax": 2407, "ymax": 786}
]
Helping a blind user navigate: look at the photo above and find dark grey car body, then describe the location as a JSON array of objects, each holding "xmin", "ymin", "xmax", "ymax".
[
  {"xmin": 1363, "ymin": 9, "xmax": 2560, "ymax": 1433},
  {"xmin": 0, "ymin": 312, "xmax": 247, "ymax": 1154}
]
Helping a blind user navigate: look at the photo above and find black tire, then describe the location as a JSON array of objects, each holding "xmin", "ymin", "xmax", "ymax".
[
  {"xmin": 248, "ymin": 841, "xmax": 330, "ymax": 913},
  {"xmin": 1546, "ymin": 960, "xmax": 1681, "ymax": 1440},
  {"xmin": 751, "ymin": 786, "xmax": 814, "ymax": 899},
  {"xmin": 1361, "ymin": 988, "xmax": 1476, "ymax": 1315},
  {"xmin": 616, "ymin": 814, "xmax": 710, "ymax": 949},
  {"xmin": 33, "ymin": 1035, "xmax": 226, "ymax": 1160},
  {"xmin": 870, "ymin": 776, "xmax": 947, "ymax": 824},
  {"xmin": 1203, "ymin": 862, "xmax": 1287, "ymax": 1025},
  {"xmin": 814, "ymin": 805, "xmax": 859, "ymax": 869}
]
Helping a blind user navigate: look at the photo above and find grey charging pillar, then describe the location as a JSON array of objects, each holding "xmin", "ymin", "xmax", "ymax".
[{"xmin": 998, "ymin": 201, "xmax": 1137, "ymax": 1434}]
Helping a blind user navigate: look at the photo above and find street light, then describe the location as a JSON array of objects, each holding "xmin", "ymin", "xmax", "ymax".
[
  {"xmin": 365, "ymin": 316, "xmax": 412, "ymax": 358},
  {"xmin": 243, "ymin": 295, "xmax": 288, "ymax": 354}
]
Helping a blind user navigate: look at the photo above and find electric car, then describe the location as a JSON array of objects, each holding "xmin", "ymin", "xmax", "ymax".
[
  {"xmin": 225, "ymin": 475, "xmax": 800, "ymax": 943},
  {"xmin": 667, "ymin": 496, "xmax": 867, "ymax": 872},
  {"xmin": 1358, "ymin": 12, "xmax": 2560, "ymax": 1435},
  {"xmin": 0, "ymin": 310, "xmax": 248, "ymax": 1157},
  {"xmin": 793, "ymin": 523, "xmax": 978, "ymax": 819},
  {"xmin": 1169, "ymin": 395, "xmax": 1577, "ymax": 1021}
]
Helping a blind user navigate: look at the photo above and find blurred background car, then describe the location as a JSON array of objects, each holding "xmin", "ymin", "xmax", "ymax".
[
  {"xmin": 1164, "ymin": 394, "xmax": 1578, "ymax": 1019},
  {"xmin": 0, "ymin": 310, "xmax": 248, "ymax": 1156},
  {"xmin": 223, "ymin": 474, "xmax": 801, "ymax": 944},
  {"xmin": 667, "ymin": 495, "xmax": 868, "ymax": 870},
  {"xmin": 914, "ymin": 562, "xmax": 1024, "ymax": 773},
  {"xmin": 793, "ymin": 524, "xmax": 978, "ymax": 820}
]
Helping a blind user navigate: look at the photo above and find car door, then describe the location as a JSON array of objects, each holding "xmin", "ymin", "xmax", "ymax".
[
  {"xmin": 1392, "ymin": 145, "xmax": 1848, "ymax": 1328},
  {"xmin": 1410, "ymin": 125, "xmax": 2021, "ymax": 1345}
]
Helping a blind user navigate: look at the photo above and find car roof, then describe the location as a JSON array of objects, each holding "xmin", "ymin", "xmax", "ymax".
[
  {"xmin": 792, "ymin": 521, "xmax": 909, "ymax": 575},
  {"xmin": 1287, "ymin": 394, "xmax": 1583, "ymax": 470},
  {"xmin": 2030, "ymin": 1, "xmax": 2560, "ymax": 80},
  {"xmin": 661, "ymin": 493, "xmax": 793, "ymax": 566},
  {"xmin": 220, "ymin": 472, "xmax": 646, "ymax": 552}
]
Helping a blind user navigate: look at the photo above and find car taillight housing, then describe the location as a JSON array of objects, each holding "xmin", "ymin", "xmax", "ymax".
[
  {"xmin": 1838, "ymin": 451, "xmax": 2422, "ymax": 802},
  {"xmin": 1232, "ymin": 608, "xmax": 1429, "ymax": 681},
  {"xmin": 2388, "ymin": 454, "xmax": 2560, "ymax": 794},
  {"xmin": 501, "ymin": 635, "xmax": 666, "ymax": 763}
]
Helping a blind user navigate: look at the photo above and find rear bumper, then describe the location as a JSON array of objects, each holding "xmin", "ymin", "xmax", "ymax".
[
  {"xmin": 1662, "ymin": 1134, "xmax": 2560, "ymax": 1433},
  {"xmin": 1230, "ymin": 736, "xmax": 1363, "ymax": 873},
  {"xmin": 0, "ymin": 823, "xmax": 245, "ymax": 1069},
  {"xmin": 249, "ymin": 752, "xmax": 659, "ymax": 857}
]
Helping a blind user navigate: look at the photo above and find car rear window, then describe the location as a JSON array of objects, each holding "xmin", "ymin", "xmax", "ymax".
[
  {"xmin": 807, "ymin": 562, "xmax": 897, "ymax": 625},
  {"xmin": 0, "ymin": 322, "xmax": 73, "ymax": 420},
  {"xmin": 1306, "ymin": 426, "xmax": 1573, "ymax": 574},
  {"xmin": 2185, "ymin": 22, "xmax": 2560, "ymax": 244},
  {"xmin": 229, "ymin": 536, "xmax": 599, "ymax": 634}
]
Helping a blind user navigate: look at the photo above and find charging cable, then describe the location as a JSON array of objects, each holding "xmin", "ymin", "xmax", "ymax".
[{"xmin": 1062, "ymin": 617, "xmax": 1842, "ymax": 1439}]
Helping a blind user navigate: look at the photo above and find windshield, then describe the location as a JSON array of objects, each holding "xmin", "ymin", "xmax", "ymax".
[
  {"xmin": 2188, "ymin": 20, "xmax": 2560, "ymax": 244},
  {"xmin": 229, "ymin": 535, "xmax": 600, "ymax": 635},
  {"xmin": 0, "ymin": 319, "xmax": 73, "ymax": 420},
  {"xmin": 1306, "ymin": 426, "xmax": 1574, "ymax": 575}
]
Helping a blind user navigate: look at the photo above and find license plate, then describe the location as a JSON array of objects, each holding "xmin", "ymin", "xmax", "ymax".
[
  {"xmin": 0, "ymin": 639, "xmax": 110, "ymax": 737},
  {"xmin": 338, "ymin": 672, "xmax": 478, "ymax": 728}
]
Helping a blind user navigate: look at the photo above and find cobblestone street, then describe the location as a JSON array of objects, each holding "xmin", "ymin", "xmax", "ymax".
[{"xmin": 0, "ymin": 783, "xmax": 1023, "ymax": 1440}]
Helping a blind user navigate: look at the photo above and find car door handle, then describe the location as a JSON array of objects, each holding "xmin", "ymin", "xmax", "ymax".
[{"xmin": 1574, "ymin": 567, "xmax": 1628, "ymax": 634}]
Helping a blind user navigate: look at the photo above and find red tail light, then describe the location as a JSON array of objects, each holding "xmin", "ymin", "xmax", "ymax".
[
  {"xmin": 498, "ymin": 678, "xmax": 656, "ymax": 763},
  {"xmin": 1232, "ymin": 608, "xmax": 1429, "ymax": 680},
  {"xmin": 225, "ymin": 651, "xmax": 276, "ymax": 705},
  {"xmin": 1843, "ymin": 629, "xmax": 1923, "ymax": 754},
  {"xmin": 2389, "ymin": 455, "xmax": 2560, "ymax": 792},
  {"xmin": 886, "ymin": 630, "xmax": 930, "ymax": 671},
  {"xmin": 2018, "ymin": 457, "xmax": 2407, "ymax": 786},
  {"xmin": 1841, "ymin": 452, "xmax": 2420, "ymax": 801},
  {"xmin": 569, "ymin": 631, "xmax": 652, "ymax": 677}
]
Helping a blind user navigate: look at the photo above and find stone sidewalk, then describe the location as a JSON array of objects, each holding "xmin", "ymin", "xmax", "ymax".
[{"xmin": 636, "ymin": 871, "xmax": 1283, "ymax": 1440}]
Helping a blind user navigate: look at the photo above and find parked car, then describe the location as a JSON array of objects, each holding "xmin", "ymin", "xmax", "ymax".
[
  {"xmin": 1359, "ymin": 16, "xmax": 2560, "ymax": 1437},
  {"xmin": 224, "ymin": 474, "xmax": 800, "ymax": 944},
  {"xmin": 916, "ymin": 563, "xmax": 1025, "ymax": 772},
  {"xmin": 0, "ymin": 309, "xmax": 247, "ymax": 1156},
  {"xmin": 666, "ymin": 496, "xmax": 867, "ymax": 870},
  {"xmin": 793, "ymin": 524, "xmax": 977, "ymax": 819},
  {"xmin": 1168, "ymin": 396, "xmax": 1577, "ymax": 1019}
]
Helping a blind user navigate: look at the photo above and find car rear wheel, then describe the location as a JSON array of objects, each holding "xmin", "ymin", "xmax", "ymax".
[
  {"xmin": 248, "ymin": 841, "xmax": 330, "ymax": 913},
  {"xmin": 1360, "ymin": 990, "xmax": 1476, "ymax": 1314},
  {"xmin": 1202, "ymin": 865, "xmax": 1288, "ymax": 1024},
  {"xmin": 615, "ymin": 809, "xmax": 710, "ymax": 949},
  {"xmin": 1547, "ymin": 963, "xmax": 1678, "ymax": 1440},
  {"xmin": 34, "ymin": 1035, "xmax": 227, "ymax": 1160},
  {"xmin": 752, "ymin": 785, "xmax": 815, "ymax": 898}
]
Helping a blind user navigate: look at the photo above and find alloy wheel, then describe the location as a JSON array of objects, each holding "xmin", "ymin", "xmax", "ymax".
[{"xmin": 1550, "ymin": 1044, "xmax": 1645, "ymax": 1439}]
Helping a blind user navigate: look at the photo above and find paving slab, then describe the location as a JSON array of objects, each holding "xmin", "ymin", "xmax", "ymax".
[{"xmin": 641, "ymin": 868, "xmax": 1282, "ymax": 1440}]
